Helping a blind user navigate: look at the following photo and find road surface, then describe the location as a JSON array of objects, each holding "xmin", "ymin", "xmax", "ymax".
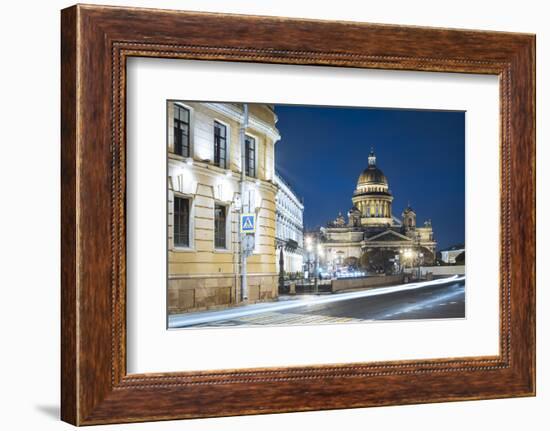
[{"xmin": 168, "ymin": 276, "xmax": 465, "ymax": 328}]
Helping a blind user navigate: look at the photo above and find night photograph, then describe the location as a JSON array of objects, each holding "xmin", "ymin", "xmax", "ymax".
[{"xmin": 166, "ymin": 102, "xmax": 465, "ymax": 328}]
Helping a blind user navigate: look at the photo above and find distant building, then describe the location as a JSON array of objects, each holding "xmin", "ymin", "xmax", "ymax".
[
  {"xmin": 319, "ymin": 150, "xmax": 437, "ymax": 273},
  {"xmin": 440, "ymin": 245, "xmax": 465, "ymax": 264},
  {"xmin": 167, "ymin": 102, "xmax": 280, "ymax": 314},
  {"xmin": 274, "ymin": 171, "xmax": 304, "ymax": 276}
]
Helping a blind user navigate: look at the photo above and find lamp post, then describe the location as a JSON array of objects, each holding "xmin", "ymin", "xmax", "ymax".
[
  {"xmin": 414, "ymin": 232, "xmax": 422, "ymax": 280},
  {"xmin": 278, "ymin": 244, "xmax": 285, "ymax": 294},
  {"xmin": 305, "ymin": 236, "xmax": 314, "ymax": 291},
  {"xmin": 400, "ymin": 247, "xmax": 423, "ymax": 280},
  {"xmin": 316, "ymin": 243, "xmax": 324, "ymax": 295},
  {"xmin": 239, "ymin": 103, "xmax": 249, "ymax": 302},
  {"xmin": 403, "ymin": 248, "xmax": 413, "ymax": 268},
  {"xmin": 305, "ymin": 236, "xmax": 313, "ymax": 282},
  {"xmin": 401, "ymin": 247, "xmax": 415, "ymax": 280},
  {"xmin": 305, "ymin": 235, "xmax": 323, "ymax": 294}
]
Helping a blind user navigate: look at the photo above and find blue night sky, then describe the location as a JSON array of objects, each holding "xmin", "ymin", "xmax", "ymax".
[{"xmin": 274, "ymin": 105, "xmax": 465, "ymax": 251}]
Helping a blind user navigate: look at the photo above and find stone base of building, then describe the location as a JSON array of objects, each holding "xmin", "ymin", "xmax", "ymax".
[
  {"xmin": 332, "ymin": 274, "xmax": 405, "ymax": 293},
  {"xmin": 168, "ymin": 274, "xmax": 278, "ymax": 315},
  {"xmin": 409, "ymin": 265, "xmax": 465, "ymax": 276}
]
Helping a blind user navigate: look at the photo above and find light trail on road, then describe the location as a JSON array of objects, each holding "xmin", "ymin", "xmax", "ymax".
[{"xmin": 169, "ymin": 275, "xmax": 465, "ymax": 328}]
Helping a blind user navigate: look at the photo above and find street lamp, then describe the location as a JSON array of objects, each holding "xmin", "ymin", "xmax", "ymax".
[
  {"xmin": 400, "ymin": 241, "xmax": 424, "ymax": 280},
  {"xmin": 417, "ymin": 252, "xmax": 424, "ymax": 279},
  {"xmin": 305, "ymin": 236, "xmax": 313, "ymax": 251},
  {"xmin": 413, "ymin": 233, "xmax": 423, "ymax": 280},
  {"xmin": 305, "ymin": 236, "xmax": 313, "ymax": 281},
  {"xmin": 305, "ymin": 235, "xmax": 322, "ymax": 294},
  {"xmin": 401, "ymin": 247, "xmax": 417, "ymax": 279}
]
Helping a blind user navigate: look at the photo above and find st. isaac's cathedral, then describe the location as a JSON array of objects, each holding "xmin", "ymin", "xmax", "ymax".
[{"xmin": 319, "ymin": 150, "xmax": 437, "ymax": 273}]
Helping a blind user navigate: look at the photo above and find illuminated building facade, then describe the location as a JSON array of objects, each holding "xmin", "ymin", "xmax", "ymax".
[
  {"xmin": 440, "ymin": 245, "xmax": 465, "ymax": 264},
  {"xmin": 274, "ymin": 172, "xmax": 304, "ymax": 276},
  {"xmin": 320, "ymin": 150, "xmax": 437, "ymax": 273},
  {"xmin": 167, "ymin": 102, "xmax": 280, "ymax": 314}
]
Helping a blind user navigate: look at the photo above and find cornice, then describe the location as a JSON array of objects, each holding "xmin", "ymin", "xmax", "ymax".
[{"xmin": 203, "ymin": 102, "xmax": 281, "ymax": 143}]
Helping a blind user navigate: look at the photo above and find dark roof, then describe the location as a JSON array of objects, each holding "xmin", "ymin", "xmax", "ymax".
[
  {"xmin": 274, "ymin": 169, "xmax": 303, "ymax": 203},
  {"xmin": 440, "ymin": 243, "xmax": 465, "ymax": 252}
]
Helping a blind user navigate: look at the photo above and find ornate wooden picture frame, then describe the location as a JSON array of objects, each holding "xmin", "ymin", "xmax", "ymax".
[{"xmin": 61, "ymin": 4, "xmax": 535, "ymax": 425}]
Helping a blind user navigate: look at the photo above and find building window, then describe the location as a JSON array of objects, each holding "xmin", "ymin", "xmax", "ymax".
[
  {"xmin": 214, "ymin": 121, "xmax": 227, "ymax": 168},
  {"xmin": 174, "ymin": 196, "xmax": 190, "ymax": 247},
  {"xmin": 244, "ymin": 135, "xmax": 256, "ymax": 178},
  {"xmin": 214, "ymin": 204, "xmax": 227, "ymax": 249},
  {"xmin": 174, "ymin": 104, "xmax": 190, "ymax": 157}
]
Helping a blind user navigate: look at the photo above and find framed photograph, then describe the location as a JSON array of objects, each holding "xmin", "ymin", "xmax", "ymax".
[{"xmin": 61, "ymin": 4, "xmax": 535, "ymax": 425}]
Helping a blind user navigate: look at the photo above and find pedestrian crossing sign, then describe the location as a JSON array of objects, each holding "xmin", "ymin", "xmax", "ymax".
[{"xmin": 240, "ymin": 213, "xmax": 256, "ymax": 233}]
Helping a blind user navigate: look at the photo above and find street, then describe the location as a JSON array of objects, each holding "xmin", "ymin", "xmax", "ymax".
[{"xmin": 168, "ymin": 276, "xmax": 465, "ymax": 328}]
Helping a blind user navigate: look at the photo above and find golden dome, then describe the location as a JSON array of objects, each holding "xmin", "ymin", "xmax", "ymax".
[
  {"xmin": 357, "ymin": 149, "xmax": 388, "ymax": 187},
  {"xmin": 357, "ymin": 166, "xmax": 388, "ymax": 186}
]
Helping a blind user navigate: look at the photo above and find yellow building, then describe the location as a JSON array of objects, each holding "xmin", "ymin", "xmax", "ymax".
[{"xmin": 167, "ymin": 102, "xmax": 280, "ymax": 314}]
